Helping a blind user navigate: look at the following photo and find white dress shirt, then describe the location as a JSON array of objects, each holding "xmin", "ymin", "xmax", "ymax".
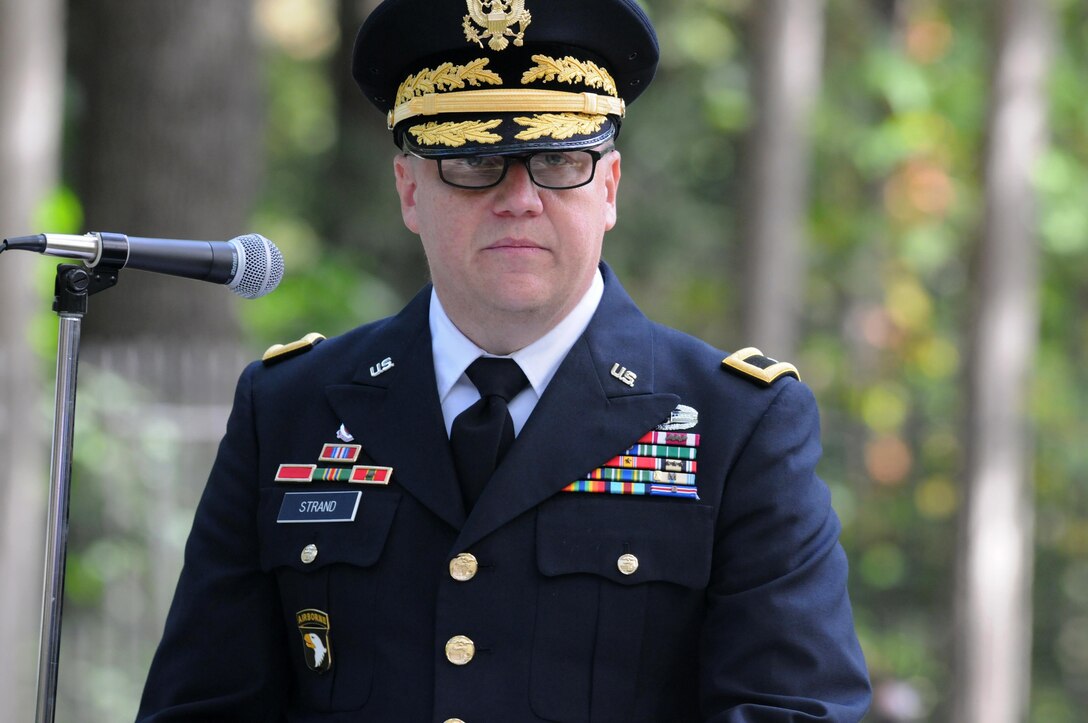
[{"xmin": 430, "ymin": 268, "xmax": 605, "ymax": 437}]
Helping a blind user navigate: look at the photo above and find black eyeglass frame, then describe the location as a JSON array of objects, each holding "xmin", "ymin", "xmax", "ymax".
[{"xmin": 406, "ymin": 147, "xmax": 616, "ymax": 191}]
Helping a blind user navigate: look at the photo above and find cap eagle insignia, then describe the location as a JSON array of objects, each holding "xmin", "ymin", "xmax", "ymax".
[{"xmin": 463, "ymin": 0, "xmax": 532, "ymax": 51}]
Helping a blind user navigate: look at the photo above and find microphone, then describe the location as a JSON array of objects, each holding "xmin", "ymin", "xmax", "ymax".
[{"xmin": 0, "ymin": 231, "xmax": 284, "ymax": 299}]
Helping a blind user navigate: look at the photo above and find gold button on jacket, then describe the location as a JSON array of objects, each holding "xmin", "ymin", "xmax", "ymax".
[
  {"xmin": 449, "ymin": 552, "xmax": 478, "ymax": 581},
  {"xmin": 300, "ymin": 544, "xmax": 318, "ymax": 564},
  {"xmin": 617, "ymin": 553, "xmax": 639, "ymax": 575},
  {"xmin": 445, "ymin": 635, "xmax": 475, "ymax": 665}
]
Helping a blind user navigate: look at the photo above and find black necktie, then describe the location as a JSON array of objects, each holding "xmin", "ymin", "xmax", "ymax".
[{"xmin": 451, "ymin": 357, "xmax": 529, "ymax": 512}]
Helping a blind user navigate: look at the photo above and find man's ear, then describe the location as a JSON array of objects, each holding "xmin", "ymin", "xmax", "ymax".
[
  {"xmin": 603, "ymin": 149, "xmax": 621, "ymax": 231},
  {"xmin": 393, "ymin": 154, "xmax": 420, "ymax": 233}
]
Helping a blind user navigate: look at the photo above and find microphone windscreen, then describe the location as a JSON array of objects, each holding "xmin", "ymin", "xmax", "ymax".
[{"xmin": 228, "ymin": 234, "xmax": 284, "ymax": 299}]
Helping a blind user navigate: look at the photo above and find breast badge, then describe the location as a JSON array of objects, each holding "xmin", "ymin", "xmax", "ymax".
[
  {"xmin": 297, "ymin": 609, "xmax": 333, "ymax": 673},
  {"xmin": 656, "ymin": 403, "xmax": 699, "ymax": 431}
]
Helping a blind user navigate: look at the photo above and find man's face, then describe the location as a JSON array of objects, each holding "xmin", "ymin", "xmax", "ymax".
[{"xmin": 393, "ymin": 148, "xmax": 621, "ymax": 341}]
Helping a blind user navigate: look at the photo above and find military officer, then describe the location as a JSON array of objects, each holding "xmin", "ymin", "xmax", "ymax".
[{"xmin": 137, "ymin": 0, "xmax": 871, "ymax": 720}]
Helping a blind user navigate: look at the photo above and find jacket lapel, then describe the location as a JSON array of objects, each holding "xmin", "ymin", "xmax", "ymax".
[
  {"xmin": 455, "ymin": 267, "xmax": 679, "ymax": 551},
  {"xmin": 321, "ymin": 267, "xmax": 681, "ymax": 546},
  {"xmin": 325, "ymin": 289, "xmax": 467, "ymax": 531}
]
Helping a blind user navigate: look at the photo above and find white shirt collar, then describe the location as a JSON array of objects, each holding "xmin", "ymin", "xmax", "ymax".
[{"xmin": 430, "ymin": 267, "xmax": 605, "ymax": 404}]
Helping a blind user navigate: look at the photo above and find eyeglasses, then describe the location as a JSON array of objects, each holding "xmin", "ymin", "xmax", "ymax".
[{"xmin": 411, "ymin": 148, "xmax": 614, "ymax": 190}]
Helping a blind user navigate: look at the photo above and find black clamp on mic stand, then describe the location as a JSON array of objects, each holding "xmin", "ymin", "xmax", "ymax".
[{"xmin": 36, "ymin": 236, "xmax": 126, "ymax": 723}]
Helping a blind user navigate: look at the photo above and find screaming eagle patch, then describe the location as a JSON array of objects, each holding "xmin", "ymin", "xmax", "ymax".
[{"xmin": 297, "ymin": 608, "xmax": 333, "ymax": 673}]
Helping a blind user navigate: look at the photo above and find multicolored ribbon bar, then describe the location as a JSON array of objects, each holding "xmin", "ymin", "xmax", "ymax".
[
  {"xmin": 276, "ymin": 464, "xmax": 317, "ymax": 482},
  {"xmin": 649, "ymin": 484, "xmax": 700, "ymax": 499},
  {"xmin": 319, "ymin": 443, "xmax": 362, "ymax": 463},
  {"xmin": 623, "ymin": 443, "xmax": 697, "ymax": 460},
  {"xmin": 637, "ymin": 430, "xmax": 700, "ymax": 447},
  {"xmin": 276, "ymin": 464, "xmax": 392, "ymax": 484},
  {"xmin": 563, "ymin": 480, "xmax": 700, "ymax": 499},
  {"xmin": 584, "ymin": 467, "xmax": 696, "ymax": 485},
  {"xmin": 349, "ymin": 466, "xmax": 392, "ymax": 485},
  {"xmin": 316, "ymin": 467, "xmax": 353, "ymax": 482},
  {"xmin": 565, "ymin": 480, "xmax": 609, "ymax": 493},
  {"xmin": 602, "ymin": 455, "xmax": 697, "ymax": 473}
]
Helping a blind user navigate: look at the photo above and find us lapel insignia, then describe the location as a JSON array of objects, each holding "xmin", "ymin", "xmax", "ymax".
[
  {"xmin": 463, "ymin": 0, "xmax": 531, "ymax": 51},
  {"xmin": 656, "ymin": 403, "xmax": 698, "ymax": 431},
  {"xmin": 336, "ymin": 424, "xmax": 354, "ymax": 443},
  {"xmin": 369, "ymin": 356, "xmax": 395, "ymax": 377},
  {"xmin": 297, "ymin": 609, "xmax": 333, "ymax": 673},
  {"xmin": 610, "ymin": 362, "xmax": 637, "ymax": 388}
]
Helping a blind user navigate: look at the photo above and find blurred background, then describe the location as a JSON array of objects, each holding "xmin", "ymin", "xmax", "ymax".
[{"xmin": 1, "ymin": 0, "xmax": 1086, "ymax": 721}]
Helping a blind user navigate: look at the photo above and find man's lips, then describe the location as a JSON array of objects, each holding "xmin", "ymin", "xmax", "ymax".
[{"xmin": 485, "ymin": 238, "xmax": 546, "ymax": 251}]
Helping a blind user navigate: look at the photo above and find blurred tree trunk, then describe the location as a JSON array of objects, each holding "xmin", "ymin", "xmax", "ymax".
[
  {"xmin": 954, "ymin": 0, "xmax": 1052, "ymax": 720},
  {"xmin": 0, "ymin": 0, "xmax": 65, "ymax": 720},
  {"xmin": 70, "ymin": 0, "xmax": 263, "ymax": 343},
  {"xmin": 326, "ymin": 0, "xmax": 426, "ymax": 300},
  {"xmin": 740, "ymin": 0, "xmax": 827, "ymax": 359},
  {"xmin": 60, "ymin": 1, "xmax": 263, "ymax": 719}
]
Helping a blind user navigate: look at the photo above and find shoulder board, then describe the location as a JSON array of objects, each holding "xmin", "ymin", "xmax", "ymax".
[
  {"xmin": 262, "ymin": 332, "xmax": 326, "ymax": 366},
  {"xmin": 721, "ymin": 347, "xmax": 800, "ymax": 387}
]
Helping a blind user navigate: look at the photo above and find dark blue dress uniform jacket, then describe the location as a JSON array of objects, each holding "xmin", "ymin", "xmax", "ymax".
[{"xmin": 137, "ymin": 264, "xmax": 871, "ymax": 722}]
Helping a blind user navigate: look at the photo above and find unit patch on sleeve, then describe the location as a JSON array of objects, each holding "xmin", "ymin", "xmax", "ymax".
[{"xmin": 296, "ymin": 609, "xmax": 333, "ymax": 673}]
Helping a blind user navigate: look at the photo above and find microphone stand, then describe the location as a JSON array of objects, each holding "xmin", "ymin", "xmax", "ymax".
[{"xmin": 35, "ymin": 261, "xmax": 120, "ymax": 723}]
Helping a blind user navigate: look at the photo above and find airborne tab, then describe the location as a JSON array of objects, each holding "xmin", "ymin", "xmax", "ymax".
[{"xmin": 722, "ymin": 347, "xmax": 800, "ymax": 387}]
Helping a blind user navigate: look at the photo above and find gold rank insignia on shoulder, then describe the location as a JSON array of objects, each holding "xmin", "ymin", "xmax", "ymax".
[
  {"xmin": 722, "ymin": 347, "xmax": 800, "ymax": 387},
  {"xmin": 262, "ymin": 332, "xmax": 326, "ymax": 366}
]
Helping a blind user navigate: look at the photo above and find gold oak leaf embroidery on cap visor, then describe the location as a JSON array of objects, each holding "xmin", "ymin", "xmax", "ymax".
[
  {"xmin": 521, "ymin": 55, "xmax": 618, "ymax": 97},
  {"xmin": 408, "ymin": 119, "xmax": 504, "ymax": 147},
  {"xmin": 395, "ymin": 59, "xmax": 503, "ymax": 106}
]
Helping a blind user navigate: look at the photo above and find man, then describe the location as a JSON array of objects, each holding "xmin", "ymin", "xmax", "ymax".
[{"xmin": 138, "ymin": 0, "xmax": 871, "ymax": 720}]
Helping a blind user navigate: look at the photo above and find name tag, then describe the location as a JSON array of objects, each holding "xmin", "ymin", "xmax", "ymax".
[{"xmin": 277, "ymin": 491, "xmax": 361, "ymax": 523}]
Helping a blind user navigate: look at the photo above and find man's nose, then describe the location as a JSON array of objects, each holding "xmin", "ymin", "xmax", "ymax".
[{"xmin": 494, "ymin": 160, "xmax": 543, "ymax": 215}]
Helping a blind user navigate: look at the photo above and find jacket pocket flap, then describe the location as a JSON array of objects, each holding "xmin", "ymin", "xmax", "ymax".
[
  {"xmin": 258, "ymin": 488, "xmax": 401, "ymax": 572},
  {"xmin": 536, "ymin": 496, "xmax": 715, "ymax": 588}
]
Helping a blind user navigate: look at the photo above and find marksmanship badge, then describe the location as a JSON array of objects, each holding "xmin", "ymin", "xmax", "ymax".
[
  {"xmin": 463, "ymin": 0, "xmax": 531, "ymax": 51},
  {"xmin": 297, "ymin": 608, "xmax": 333, "ymax": 673}
]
